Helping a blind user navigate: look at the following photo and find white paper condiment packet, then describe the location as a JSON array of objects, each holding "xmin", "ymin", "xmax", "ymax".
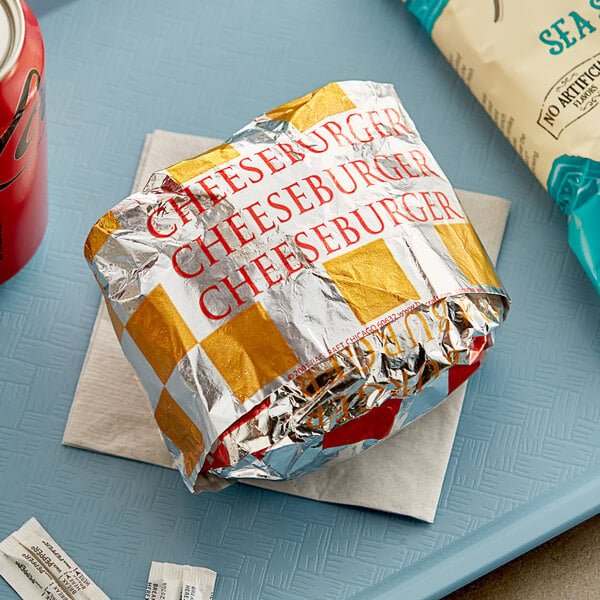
[
  {"xmin": 63, "ymin": 130, "xmax": 510, "ymax": 522},
  {"xmin": 0, "ymin": 518, "xmax": 109, "ymax": 600},
  {"xmin": 145, "ymin": 562, "xmax": 216, "ymax": 600}
]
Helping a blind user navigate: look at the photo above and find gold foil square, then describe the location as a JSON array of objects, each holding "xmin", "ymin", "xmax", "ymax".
[
  {"xmin": 266, "ymin": 82, "xmax": 356, "ymax": 132},
  {"xmin": 435, "ymin": 223, "xmax": 500, "ymax": 288},
  {"xmin": 166, "ymin": 143, "xmax": 240, "ymax": 185},
  {"xmin": 125, "ymin": 284, "xmax": 197, "ymax": 384},
  {"xmin": 155, "ymin": 388, "xmax": 204, "ymax": 477},
  {"xmin": 200, "ymin": 302, "xmax": 299, "ymax": 403},
  {"xmin": 324, "ymin": 239, "xmax": 419, "ymax": 325},
  {"xmin": 84, "ymin": 211, "xmax": 121, "ymax": 262}
]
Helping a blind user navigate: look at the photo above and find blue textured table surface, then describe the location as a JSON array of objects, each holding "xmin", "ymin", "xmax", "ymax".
[{"xmin": 1, "ymin": 1, "xmax": 599, "ymax": 599}]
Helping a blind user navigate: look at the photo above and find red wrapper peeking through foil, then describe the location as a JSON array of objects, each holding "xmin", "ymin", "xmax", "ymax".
[{"xmin": 85, "ymin": 81, "xmax": 510, "ymax": 492}]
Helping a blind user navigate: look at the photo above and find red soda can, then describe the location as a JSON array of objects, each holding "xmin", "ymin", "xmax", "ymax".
[{"xmin": 0, "ymin": 0, "xmax": 47, "ymax": 284}]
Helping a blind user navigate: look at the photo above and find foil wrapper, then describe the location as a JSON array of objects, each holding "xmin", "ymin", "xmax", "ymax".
[{"xmin": 85, "ymin": 81, "xmax": 510, "ymax": 492}]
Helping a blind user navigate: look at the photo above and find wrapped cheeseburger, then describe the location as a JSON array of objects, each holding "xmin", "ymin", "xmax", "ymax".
[{"xmin": 85, "ymin": 81, "xmax": 510, "ymax": 492}]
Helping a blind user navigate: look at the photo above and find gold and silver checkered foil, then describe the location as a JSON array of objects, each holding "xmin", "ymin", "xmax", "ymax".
[{"xmin": 85, "ymin": 81, "xmax": 510, "ymax": 492}]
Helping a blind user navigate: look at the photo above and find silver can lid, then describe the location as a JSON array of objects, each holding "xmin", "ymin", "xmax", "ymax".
[{"xmin": 0, "ymin": 0, "xmax": 25, "ymax": 82}]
